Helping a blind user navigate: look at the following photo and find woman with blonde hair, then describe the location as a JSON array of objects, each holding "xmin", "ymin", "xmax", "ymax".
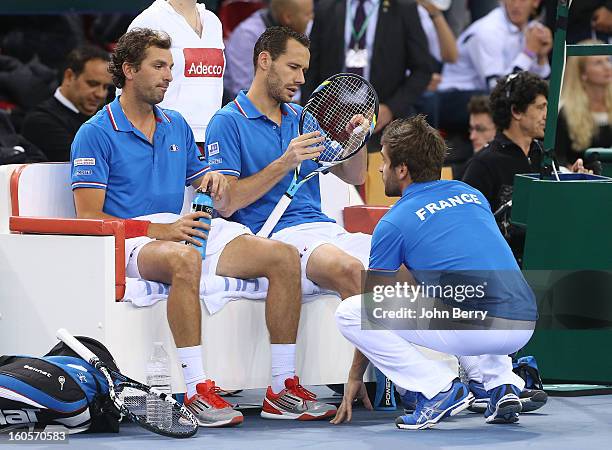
[{"xmin": 556, "ymin": 39, "xmax": 612, "ymax": 168}]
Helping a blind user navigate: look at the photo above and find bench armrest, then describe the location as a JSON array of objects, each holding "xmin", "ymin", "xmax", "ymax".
[
  {"xmin": 343, "ymin": 205, "xmax": 390, "ymax": 234},
  {"xmin": 9, "ymin": 216, "xmax": 126, "ymax": 300}
]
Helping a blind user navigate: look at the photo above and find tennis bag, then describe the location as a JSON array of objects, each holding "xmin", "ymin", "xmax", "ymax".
[
  {"xmin": 513, "ymin": 355, "xmax": 544, "ymax": 390},
  {"xmin": 0, "ymin": 337, "xmax": 120, "ymax": 433}
]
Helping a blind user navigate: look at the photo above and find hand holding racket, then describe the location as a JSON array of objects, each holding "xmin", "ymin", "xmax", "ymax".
[
  {"xmin": 56, "ymin": 328, "xmax": 198, "ymax": 438},
  {"xmin": 257, "ymin": 73, "xmax": 379, "ymax": 238}
]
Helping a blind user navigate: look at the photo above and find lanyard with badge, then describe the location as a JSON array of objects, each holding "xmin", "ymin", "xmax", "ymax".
[{"xmin": 346, "ymin": 0, "xmax": 378, "ymax": 70}]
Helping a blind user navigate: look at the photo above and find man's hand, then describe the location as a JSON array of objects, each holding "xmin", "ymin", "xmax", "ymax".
[
  {"xmin": 147, "ymin": 212, "xmax": 211, "ymax": 245},
  {"xmin": 427, "ymin": 73, "xmax": 442, "ymax": 92},
  {"xmin": 374, "ymin": 104, "xmax": 393, "ymax": 134},
  {"xmin": 592, "ymin": 6, "xmax": 612, "ymax": 34},
  {"xmin": 330, "ymin": 378, "xmax": 373, "ymax": 424},
  {"xmin": 569, "ymin": 158, "xmax": 593, "ymax": 174},
  {"xmin": 524, "ymin": 25, "xmax": 544, "ymax": 55},
  {"xmin": 199, "ymin": 171, "xmax": 230, "ymax": 213},
  {"xmin": 534, "ymin": 24, "xmax": 553, "ymax": 58},
  {"xmin": 278, "ymin": 131, "xmax": 325, "ymax": 170}
]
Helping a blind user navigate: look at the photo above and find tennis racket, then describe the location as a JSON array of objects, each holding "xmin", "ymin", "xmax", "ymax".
[
  {"xmin": 56, "ymin": 328, "xmax": 198, "ymax": 438},
  {"xmin": 257, "ymin": 72, "xmax": 379, "ymax": 238}
]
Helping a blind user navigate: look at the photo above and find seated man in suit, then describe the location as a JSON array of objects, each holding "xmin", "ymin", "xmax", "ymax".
[{"xmin": 22, "ymin": 46, "xmax": 113, "ymax": 162}]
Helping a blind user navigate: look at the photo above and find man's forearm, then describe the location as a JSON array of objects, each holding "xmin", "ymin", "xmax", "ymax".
[
  {"xmin": 330, "ymin": 147, "xmax": 367, "ymax": 185},
  {"xmin": 349, "ymin": 348, "xmax": 370, "ymax": 379},
  {"xmin": 225, "ymin": 159, "xmax": 291, "ymax": 215}
]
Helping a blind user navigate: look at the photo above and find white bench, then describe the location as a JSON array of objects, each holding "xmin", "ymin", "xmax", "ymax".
[{"xmin": 0, "ymin": 163, "xmax": 372, "ymax": 391}]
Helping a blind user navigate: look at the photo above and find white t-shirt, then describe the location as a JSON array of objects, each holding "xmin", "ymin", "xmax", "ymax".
[
  {"xmin": 128, "ymin": 0, "xmax": 225, "ymax": 142},
  {"xmin": 439, "ymin": 7, "xmax": 550, "ymax": 92}
]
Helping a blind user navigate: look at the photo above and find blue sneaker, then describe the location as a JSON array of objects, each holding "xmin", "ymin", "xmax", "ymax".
[
  {"xmin": 468, "ymin": 380, "xmax": 491, "ymax": 413},
  {"xmin": 468, "ymin": 381, "xmax": 547, "ymax": 413},
  {"xmin": 395, "ymin": 379, "xmax": 474, "ymax": 430},
  {"xmin": 484, "ymin": 384, "xmax": 522, "ymax": 424},
  {"xmin": 400, "ymin": 390, "xmax": 418, "ymax": 413}
]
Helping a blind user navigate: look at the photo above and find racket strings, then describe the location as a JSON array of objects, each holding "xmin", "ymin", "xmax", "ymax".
[
  {"xmin": 303, "ymin": 75, "xmax": 377, "ymax": 162},
  {"xmin": 117, "ymin": 384, "xmax": 197, "ymax": 437}
]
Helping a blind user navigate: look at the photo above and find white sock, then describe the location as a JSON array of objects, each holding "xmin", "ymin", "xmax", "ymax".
[
  {"xmin": 271, "ymin": 344, "xmax": 296, "ymax": 394},
  {"xmin": 457, "ymin": 356, "xmax": 483, "ymax": 383},
  {"xmin": 178, "ymin": 345, "xmax": 206, "ymax": 398}
]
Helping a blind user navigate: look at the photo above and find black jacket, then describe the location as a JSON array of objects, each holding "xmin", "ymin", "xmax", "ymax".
[
  {"xmin": 461, "ymin": 132, "xmax": 541, "ymax": 213},
  {"xmin": 22, "ymin": 96, "xmax": 90, "ymax": 162}
]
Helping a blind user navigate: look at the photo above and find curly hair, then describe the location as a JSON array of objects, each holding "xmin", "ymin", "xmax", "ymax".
[
  {"xmin": 489, "ymin": 71, "xmax": 548, "ymax": 131},
  {"xmin": 252, "ymin": 26, "xmax": 309, "ymax": 70},
  {"xmin": 109, "ymin": 28, "xmax": 171, "ymax": 88},
  {"xmin": 381, "ymin": 115, "xmax": 447, "ymax": 182}
]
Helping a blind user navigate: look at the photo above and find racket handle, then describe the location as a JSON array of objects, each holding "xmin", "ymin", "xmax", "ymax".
[
  {"xmin": 257, "ymin": 194, "xmax": 292, "ymax": 238},
  {"xmin": 56, "ymin": 328, "xmax": 99, "ymax": 366}
]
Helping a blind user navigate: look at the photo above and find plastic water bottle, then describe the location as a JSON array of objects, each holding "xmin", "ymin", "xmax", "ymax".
[
  {"xmin": 189, "ymin": 189, "xmax": 214, "ymax": 259},
  {"xmin": 146, "ymin": 342, "xmax": 172, "ymax": 429}
]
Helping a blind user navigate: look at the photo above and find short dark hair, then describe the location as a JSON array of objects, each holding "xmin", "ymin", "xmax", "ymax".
[
  {"xmin": 63, "ymin": 46, "xmax": 110, "ymax": 82},
  {"xmin": 467, "ymin": 95, "xmax": 491, "ymax": 116},
  {"xmin": 109, "ymin": 28, "xmax": 171, "ymax": 88},
  {"xmin": 252, "ymin": 26, "xmax": 309, "ymax": 70},
  {"xmin": 490, "ymin": 71, "xmax": 548, "ymax": 131},
  {"xmin": 381, "ymin": 115, "xmax": 447, "ymax": 182}
]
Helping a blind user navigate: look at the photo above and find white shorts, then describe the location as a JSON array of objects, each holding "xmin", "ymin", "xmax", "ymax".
[
  {"xmin": 125, "ymin": 215, "xmax": 252, "ymax": 279},
  {"xmin": 270, "ymin": 222, "xmax": 371, "ymax": 275}
]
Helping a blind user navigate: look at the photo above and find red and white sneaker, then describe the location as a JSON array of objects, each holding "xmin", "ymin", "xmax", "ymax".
[
  {"xmin": 261, "ymin": 376, "xmax": 337, "ymax": 420},
  {"xmin": 184, "ymin": 380, "xmax": 243, "ymax": 427}
]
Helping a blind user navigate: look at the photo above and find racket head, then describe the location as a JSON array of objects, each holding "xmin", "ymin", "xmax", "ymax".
[
  {"xmin": 114, "ymin": 381, "xmax": 198, "ymax": 439},
  {"xmin": 300, "ymin": 73, "xmax": 379, "ymax": 165}
]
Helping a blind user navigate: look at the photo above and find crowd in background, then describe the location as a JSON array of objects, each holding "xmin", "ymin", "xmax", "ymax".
[{"xmin": 1, "ymin": 0, "xmax": 611, "ymax": 180}]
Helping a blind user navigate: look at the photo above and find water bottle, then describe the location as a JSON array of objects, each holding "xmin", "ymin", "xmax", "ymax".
[
  {"xmin": 189, "ymin": 189, "xmax": 214, "ymax": 259},
  {"xmin": 146, "ymin": 342, "xmax": 172, "ymax": 429}
]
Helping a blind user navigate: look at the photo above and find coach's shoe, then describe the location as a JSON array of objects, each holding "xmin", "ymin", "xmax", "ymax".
[
  {"xmin": 261, "ymin": 376, "xmax": 337, "ymax": 420},
  {"xmin": 395, "ymin": 379, "xmax": 473, "ymax": 430},
  {"xmin": 400, "ymin": 390, "xmax": 418, "ymax": 413},
  {"xmin": 468, "ymin": 381, "xmax": 548, "ymax": 413},
  {"xmin": 185, "ymin": 380, "xmax": 244, "ymax": 427},
  {"xmin": 484, "ymin": 384, "xmax": 522, "ymax": 424}
]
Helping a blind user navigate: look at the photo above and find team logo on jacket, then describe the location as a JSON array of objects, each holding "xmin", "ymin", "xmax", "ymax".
[
  {"xmin": 184, "ymin": 48, "xmax": 224, "ymax": 78},
  {"xmin": 169, "ymin": 144, "xmax": 180, "ymax": 152}
]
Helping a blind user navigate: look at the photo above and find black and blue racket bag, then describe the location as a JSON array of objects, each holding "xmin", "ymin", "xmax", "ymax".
[{"xmin": 0, "ymin": 337, "xmax": 120, "ymax": 433}]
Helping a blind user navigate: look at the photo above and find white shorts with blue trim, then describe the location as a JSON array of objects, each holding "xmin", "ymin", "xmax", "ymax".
[
  {"xmin": 270, "ymin": 221, "xmax": 372, "ymax": 276},
  {"xmin": 125, "ymin": 214, "xmax": 252, "ymax": 279}
]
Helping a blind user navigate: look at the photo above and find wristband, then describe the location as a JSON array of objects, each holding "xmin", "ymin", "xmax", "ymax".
[
  {"xmin": 523, "ymin": 48, "xmax": 537, "ymax": 60},
  {"xmin": 124, "ymin": 219, "xmax": 151, "ymax": 238}
]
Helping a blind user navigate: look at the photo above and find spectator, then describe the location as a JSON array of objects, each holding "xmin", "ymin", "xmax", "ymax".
[
  {"xmin": 436, "ymin": 0, "xmax": 552, "ymax": 132},
  {"xmin": 224, "ymin": 0, "xmax": 314, "ymax": 98},
  {"xmin": 452, "ymin": 94, "xmax": 495, "ymax": 179},
  {"xmin": 21, "ymin": 46, "xmax": 112, "ymax": 162},
  {"xmin": 127, "ymin": 0, "xmax": 226, "ymax": 144},
  {"xmin": 468, "ymin": 95, "xmax": 496, "ymax": 153},
  {"xmin": 417, "ymin": 0, "xmax": 458, "ymax": 92},
  {"xmin": 545, "ymin": 0, "xmax": 612, "ymax": 44},
  {"xmin": 556, "ymin": 40, "xmax": 612, "ymax": 168},
  {"xmin": 303, "ymin": 0, "xmax": 432, "ymax": 151}
]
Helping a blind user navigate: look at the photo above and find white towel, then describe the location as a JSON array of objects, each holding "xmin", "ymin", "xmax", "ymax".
[{"xmin": 124, "ymin": 273, "xmax": 335, "ymax": 315}]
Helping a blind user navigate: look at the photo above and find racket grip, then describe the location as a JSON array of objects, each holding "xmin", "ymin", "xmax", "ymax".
[
  {"xmin": 257, "ymin": 194, "xmax": 293, "ymax": 238},
  {"xmin": 56, "ymin": 328, "xmax": 99, "ymax": 365}
]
